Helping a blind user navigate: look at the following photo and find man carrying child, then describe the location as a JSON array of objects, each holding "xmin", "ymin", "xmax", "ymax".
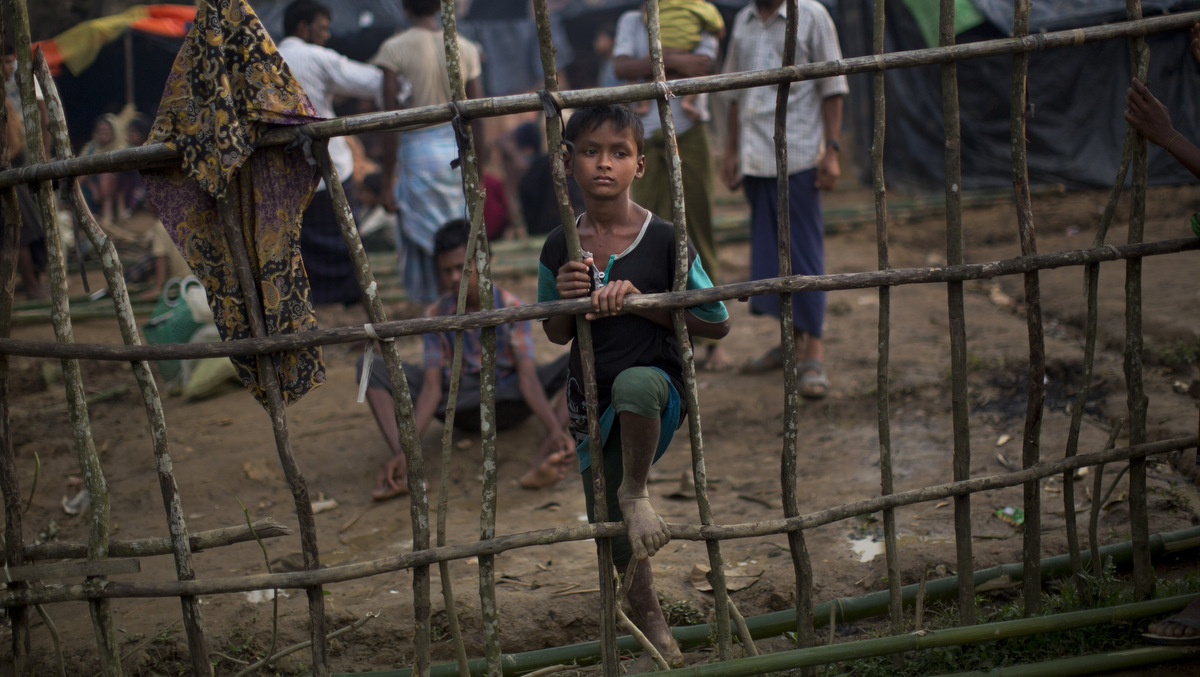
[{"xmin": 538, "ymin": 105, "xmax": 730, "ymax": 669}]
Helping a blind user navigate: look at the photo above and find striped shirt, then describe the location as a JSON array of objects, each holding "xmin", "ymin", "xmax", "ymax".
[{"xmin": 723, "ymin": 1, "xmax": 849, "ymax": 177}]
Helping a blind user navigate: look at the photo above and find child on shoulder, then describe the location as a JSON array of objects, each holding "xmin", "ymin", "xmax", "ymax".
[{"xmin": 537, "ymin": 104, "xmax": 729, "ymax": 670}]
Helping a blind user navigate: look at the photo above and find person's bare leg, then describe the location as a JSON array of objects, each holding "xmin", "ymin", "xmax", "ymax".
[
  {"xmin": 520, "ymin": 390, "xmax": 573, "ymax": 489},
  {"xmin": 16, "ymin": 246, "xmax": 45, "ymax": 300},
  {"xmin": 619, "ymin": 559, "xmax": 683, "ymax": 672},
  {"xmin": 366, "ymin": 386, "xmax": 408, "ymax": 499},
  {"xmin": 616, "ymin": 411, "xmax": 670, "ymax": 561}
]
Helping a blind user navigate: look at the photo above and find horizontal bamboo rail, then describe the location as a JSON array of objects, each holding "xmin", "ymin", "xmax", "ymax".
[
  {"xmin": 2, "ymin": 237, "xmax": 1195, "ymax": 363},
  {"xmin": 2, "ymin": 433, "xmax": 1193, "ymax": 608},
  {"xmin": 18, "ymin": 518, "xmax": 292, "ymax": 561},
  {"xmin": 0, "ymin": 11, "xmax": 1194, "ymax": 190}
]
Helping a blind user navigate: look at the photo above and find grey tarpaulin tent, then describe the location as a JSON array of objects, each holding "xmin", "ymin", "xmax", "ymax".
[{"xmin": 838, "ymin": 0, "xmax": 1200, "ymax": 191}]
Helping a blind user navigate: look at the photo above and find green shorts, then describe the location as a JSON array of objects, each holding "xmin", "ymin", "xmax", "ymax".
[{"xmin": 580, "ymin": 366, "xmax": 682, "ymax": 565}]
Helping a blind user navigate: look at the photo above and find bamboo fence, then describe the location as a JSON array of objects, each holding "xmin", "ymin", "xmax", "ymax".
[{"xmin": 0, "ymin": 1, "xmax": 1198, "ymax": 676}]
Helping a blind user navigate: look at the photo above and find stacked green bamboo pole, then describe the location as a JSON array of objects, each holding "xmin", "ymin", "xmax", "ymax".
[
  {"xmin": 643, "ymin": 0, "xmax": 735, "ymax": 661},
  {"xmin": 530, "ymin": 1, "xmax": 621, "ymax": 674},
  {"xmin": 939, "ymin": 0, "xmax": 975, "ymax": 627},
  {"xmin": 1124, "ymin": 0, "xmax": 1153, "ymax": 602},
  {"xmin": 1009, "ymin": 0, "xmax": 1046, "ymax": 618},
  {"xmin": 33, "ymin": 49, "xmax": 212, "ymax": 676},
  {"xmin": 870, "ymin": 0, "xmax": 903, "ymax": 642}
]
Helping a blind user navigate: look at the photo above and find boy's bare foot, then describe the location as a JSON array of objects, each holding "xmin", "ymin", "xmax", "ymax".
[
  {"xmin": 519, "ymin": 449, "xmax": 572, "ymax": 489},
  {"xmin": 699, "ymin": 344, "xmax": 732, "ymax": 372},
  {"xmin": 618, "ymin": 489, "xmax": 670, "ymax": 560}
]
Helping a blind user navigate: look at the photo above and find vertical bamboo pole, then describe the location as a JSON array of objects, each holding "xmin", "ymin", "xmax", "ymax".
[
  {"xmin": 4, "ymin": 0, "xmax": 122, "ymax": 671},
  {"xmin": 774, "ymin": 0, "xmax": 815, "ymax": 663},
  {"xmin": 870, "ymin": 0, "xmax": 903, "ymax": 640},
  {"xmin": 214, "ymin": 176, "xmax": 328, "ymax": 677},
  {"xmin": 306, "ymin": 139, "xmax": 441, "ymax": 676},
  {"xmin": 530, "ymin": 2, "xmax": 620, "ymax": 674},
  {"xmin": 33, "ymin": 50, "xmax": 212, "ymax": 676},
  {"xmin": 1124, "ymin": 0, "xmax": 1152, "ymax": 601},
  {"xmin": 938, "ymin": 0, "xmax": 974, "ymax": 626},
  {"xmin": 437, "ymin": 3, "xmax": 501, "ymax": 673},
  {"xmin": 0, "ymin": 17, "xmax": 31, "ymax": 669},
  {"xmin": 1067, "ymin": 42, "xmax": 1145, "ymax": 584},
  {"xmin": 643, "ymin": 0, "xmax": 734, "ymax": 660},
  {"xmin": 0, "ymin": 13, "xmax": 33, "ymax": 672},
  {"xmin": 1009, "ymin": 0, "xmax": 1045, "ymax": 617}
]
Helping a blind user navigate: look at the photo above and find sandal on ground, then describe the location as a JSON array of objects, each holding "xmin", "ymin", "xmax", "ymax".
[
  {"xmin": 798, "ymin": 359, "xmax": 829, "ymax": 400},
  {"xmin": 740, "ymin": 345, "xmax": 784, "ymax": 374},
  {"xmin": 1144, "ymin": 602, "xmax": 1200, "ymax": 645}
]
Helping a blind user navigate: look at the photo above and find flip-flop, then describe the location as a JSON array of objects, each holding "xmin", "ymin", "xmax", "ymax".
[
  {"xmin": 740, "ymin": 345, "xmax": 784, "ymax": 374},
  {"xmin": 1144, "ymin": 608, "xmax": 1200, "ymax": 645},
  {"xmin": 798, "ymin": 359, "xmax": 829, "ymax": 400}
]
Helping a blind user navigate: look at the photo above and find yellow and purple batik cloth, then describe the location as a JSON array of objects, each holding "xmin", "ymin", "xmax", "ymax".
[{"xmin": 141, "ymin": 0, "xmax": 327, "ymax": 407}]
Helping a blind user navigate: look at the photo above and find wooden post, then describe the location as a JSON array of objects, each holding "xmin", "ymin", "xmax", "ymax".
[
  {"xmin": 530, "ymin": 2, "xmax": 620, "ymax": 674},
  {"xmin": 871, "ymin": 0, "xmax": 904, "ymax": 641},
  {"xmin": 643, "ymin": 0, "xmax": 734, "ymax": 660},
  {"xmin": 214, "ymin": 177, "xmax": 328, "ymax": 676},
  {"xmin": 1010, "ymin": 0, "xmax": 1046, "ymax": 617},
  {"xmin": 33, "ymin": 48, "xmax": 212, "ymax": 676},
  {"xmin": 939, "ymin": 0, "xmax": 975, "ymax": 626}
]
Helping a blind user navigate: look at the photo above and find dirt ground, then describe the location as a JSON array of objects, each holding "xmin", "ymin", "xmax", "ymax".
[{"xmin": 3, "ymin": 182, "xmax": 1200, "ymax": 675}]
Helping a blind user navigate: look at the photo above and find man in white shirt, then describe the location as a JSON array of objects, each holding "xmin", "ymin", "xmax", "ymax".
[
  {"xmin": 277, "ymin": 0, "xmax": 384, "ymax": 310},
  {"xmin": 722, "ymin": 0, "xmax": 848, "ymax": 399}
]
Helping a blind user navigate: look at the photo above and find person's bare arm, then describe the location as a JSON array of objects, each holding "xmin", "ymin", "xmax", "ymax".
[
  {"xmin": 1126, "ymin": 77, "xmax": 1200, "ymax": 180},
  {"xmin": 515, "ymin": 356, "xmax": 573, "ymax": 451},
  {"xmin": 380, "ymin": 67, "xmax": 401, "ymax": 212},
  {"xmin": 543, "ymin": 259, "xmax": 591, "ymax": 344},
  {"xmin": 815, "ymin": 94, "xmax": 844, "ymax": 190}
]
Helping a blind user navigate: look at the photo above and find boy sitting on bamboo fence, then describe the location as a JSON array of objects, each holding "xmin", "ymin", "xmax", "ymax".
[{"xmin": 538, "ymin": 105, "xmax": 730, "ymax": 669}]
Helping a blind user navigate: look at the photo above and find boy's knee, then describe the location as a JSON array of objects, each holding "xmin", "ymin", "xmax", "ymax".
[{"xmin": 612, "ymin": 367, "xmax": 669, "ymax": 420}]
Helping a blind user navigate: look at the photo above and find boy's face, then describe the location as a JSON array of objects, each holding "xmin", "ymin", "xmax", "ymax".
[
  {"xmin": 565, "ymin": 121, "xmax": 645, "ymax": 200},
  {"xmin": 436, "ymin": 245, "xmax": 480, "ymax": 307}
]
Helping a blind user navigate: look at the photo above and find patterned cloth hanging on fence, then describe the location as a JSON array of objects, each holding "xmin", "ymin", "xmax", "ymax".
[{"xmin": 141, "ymin": 0, "xmax": 327, "ymax": 407}]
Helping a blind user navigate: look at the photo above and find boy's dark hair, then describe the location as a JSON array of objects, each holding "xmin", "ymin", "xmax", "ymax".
[
  {"xmin": 283, "ymin": 0, "xmax": 331, "ymax": 37},
  {"xmin": 402, "ymin": 0, "xmax": 441, "ymax": 18},
  {"xmin": 564, "ymin": 104, "xmax": 644, "ymax": 155},
  {"xmin": 434, "ymin": 218, "xmax": 487, "ymax": 259}
]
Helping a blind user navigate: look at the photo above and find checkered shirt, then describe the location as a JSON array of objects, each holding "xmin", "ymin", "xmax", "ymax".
[{"xmin": 723, "ymin": 1, "xmax": 849, "ymax": 177}]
